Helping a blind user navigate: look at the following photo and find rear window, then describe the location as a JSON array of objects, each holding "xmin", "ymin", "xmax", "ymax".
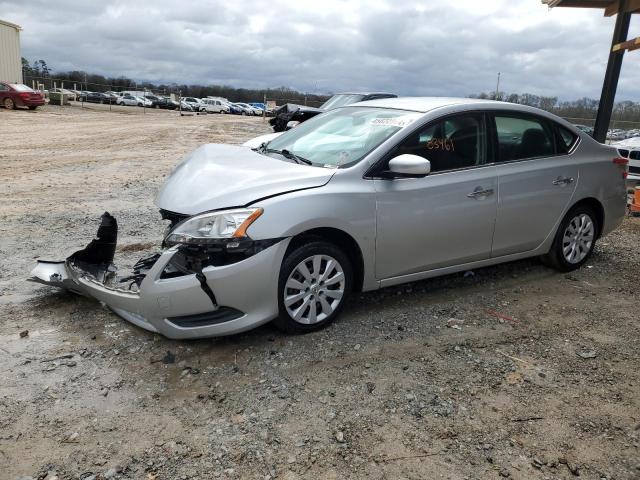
[
  {"xmin": 495, "ymin": 115, "xmax": 555, "ymax": 162},
  {"xmin": 557, "ymin": 126, "xmax": 578, "ymax": 153},
  {"xmin": 9, "ymin": 84, "xmax": 34, "ymax": 92}
]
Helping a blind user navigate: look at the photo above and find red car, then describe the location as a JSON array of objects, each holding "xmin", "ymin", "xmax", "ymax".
[{"xmin": 0, "ymin": 81, "xmax": 46, "ymax": 110}]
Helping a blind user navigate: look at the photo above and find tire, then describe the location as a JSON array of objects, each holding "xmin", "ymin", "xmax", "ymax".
[
  {"xmin": 542, "ymin": 204, "xmax": 598, "ymax": 272},
  {"xmin": 274, "ymin": 240, "xmax": 352, "ymax": 334},
  {"xmin": 28, "ymin": 106, "xmax": 37, "ymax": 110},
  {"xmin": 4, "ymin": 98, "xmax": 15, "ymax": 110}
]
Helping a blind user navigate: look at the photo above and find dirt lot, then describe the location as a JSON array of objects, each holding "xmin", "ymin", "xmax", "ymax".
[{"xmin": 1, "ymin": 104, "xmax": 639, "ymax": 480}]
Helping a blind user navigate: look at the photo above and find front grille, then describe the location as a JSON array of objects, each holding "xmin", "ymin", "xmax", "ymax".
[
  {"xmin": 167, "ymin": 307, "xmax": 244, "ymax": 328},
  {"xmin": 629, "ymin": 166, "xmax": 640, "ymax": 174}
]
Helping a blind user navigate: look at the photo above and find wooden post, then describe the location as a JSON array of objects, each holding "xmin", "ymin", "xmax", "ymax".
[{"xmin": 593, "ymin": 4, "xmax": 632, "ymax": 142}]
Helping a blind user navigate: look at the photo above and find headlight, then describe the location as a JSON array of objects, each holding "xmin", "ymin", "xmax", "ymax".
[{"xmin": 165, "ymin": 208, "xmax": 263, "ymax": 245}]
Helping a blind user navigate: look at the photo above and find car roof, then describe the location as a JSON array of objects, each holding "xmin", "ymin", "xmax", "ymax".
[
  {"xmin": 355, "ymin": 96, "xmax": 505, "ymax": 112},
  {"xmin": 333, "ymin": 92, "xmax": 395, "ymax": 96}
]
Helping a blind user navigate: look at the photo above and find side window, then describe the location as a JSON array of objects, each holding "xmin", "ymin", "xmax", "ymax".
[
  {"xmin": 394, "ymin": 114, "xmax": 486, "ymax": 173},
  {"xmin": 557, "ymin": 125, "xmax": 578, "ymax": 154},
  {"xmin": 495, "ymin": 115, "xmax": 555, "ymax": 162},
  {"xmin": 0, "ymin": 84, "xmax": 7, "ymax": 92}
]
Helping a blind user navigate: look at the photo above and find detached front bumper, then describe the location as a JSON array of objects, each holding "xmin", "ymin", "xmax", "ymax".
[{"xmin": 29, "ymin": 213, "xmax": 289, "ymax": 339}]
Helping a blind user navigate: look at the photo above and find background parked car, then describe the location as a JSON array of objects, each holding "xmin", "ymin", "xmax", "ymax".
[
  {"xmin": 116, "ymin": 93, "xmax": 139, "ymax": 106},
  {"xmin": 104, "ymin": 91, "xmax": 120, "ymax": 102},
  {"xmin": 142, "ymin": 94, "xmax": 163, "ymax": 108},
  {"xmin": 574, "ymin": 124, "xmax": 594, "ymax": 136},
  {"xmin": 179, "ymin": 100, "xmax": 195, "ymax": 112},
  {"xmin": 135, "ymin": 96, "xmax": 153, "ymax": 107},
  {"xmin": 233, "ymin": 102, "xmax": 261, "ymax": 115},
  {"xmin": 82, "ymin": 92, "xmax": 113, "ymax": 104},
  {"xmin": 613, "ymin": 136, "xmax": 640, "ymax": 182},
  {"xmin": 270, "ymin": 91, "xmax": 397, "ymax": 131},
  {"xmin": 48, "ymin": 88, "xmax": 76, "ymax": 104},
  {"xmin": 155, "ymin": 96, "xmax": 179, "ymax": 110},
  {"xmin": 224, "ymin": 101, "xmax": 243, "ymax": 114},
  {"xmin": 201, "ymin": 98, "xmax": 230, "ymax": 114},
  {"xmin": 182, "ymin": 97, "xmax": 204, "ymax": 112},
  {"xmin": 0, "ymin": 81, "xmax": 45, "ymax": 110}
]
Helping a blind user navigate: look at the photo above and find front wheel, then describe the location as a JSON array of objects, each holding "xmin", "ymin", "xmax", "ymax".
[
  {"xmin": 275, "ymin": 241, "xmax": 352, "ymax": 334},
  {"xmin": 542, "ymin": 205, "xmax": 598, "ymax": 272}
]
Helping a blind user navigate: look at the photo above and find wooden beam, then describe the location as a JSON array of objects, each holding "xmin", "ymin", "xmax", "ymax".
[
  {"xmin": 604, "ymin": 1, "xmax": 620, "ymax": 16},
  {"xmin": 612, "ymin": 36, "xmax": 640, "ymax": 51},
  {"xmin": 605, "ymin": 0, "xmax": 640, "ymax": 16}
]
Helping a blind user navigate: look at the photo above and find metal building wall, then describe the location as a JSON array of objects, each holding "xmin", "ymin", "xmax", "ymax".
[{"xmin": 0, "ymin": 20, "xmax": 22, "ymax": 83}]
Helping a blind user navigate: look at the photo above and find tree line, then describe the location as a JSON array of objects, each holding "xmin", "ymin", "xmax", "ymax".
[
  {"xmin": 471, "ymin": 91, "xmax": 640, "ymax": 124},
  {"xmin": 20, "ymin": 58, "xmax": 640, "ymax": 122},
  {"xmin": 21, "ymin": 58, "xmax": 329, "ymax": 106}
]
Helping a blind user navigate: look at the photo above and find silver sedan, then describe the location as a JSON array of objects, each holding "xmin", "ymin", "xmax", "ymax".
[{"xmin": 30, "ymin": 97, "xmax": 628, "ymax": 338}]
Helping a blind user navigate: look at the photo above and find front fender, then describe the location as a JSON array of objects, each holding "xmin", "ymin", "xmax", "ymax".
[{"xmin": 246, "ymin": 174, "xmax": 378, "ymax": 290}]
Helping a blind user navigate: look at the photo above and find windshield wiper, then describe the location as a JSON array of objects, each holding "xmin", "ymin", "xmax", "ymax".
[{"xmin": 263, "ymin": 148, "xmax": 312, "ymax": 165}]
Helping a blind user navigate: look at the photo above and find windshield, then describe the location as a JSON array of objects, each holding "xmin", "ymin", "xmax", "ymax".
[
  {"xmin": 263, "ymin": 106, "xmax": 422, "ymax": 168},
  {"xmin": 10, "ymin": 84, "xmax": 34, "ymax": 92},
  {"xmin": 320, "ymin": 94, "xmax": 365, "ymax": 111}
]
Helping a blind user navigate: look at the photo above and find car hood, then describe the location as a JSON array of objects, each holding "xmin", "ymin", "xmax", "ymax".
[{"xmin": 155, "ymin": 144, "xmax": 335, "ymax": 215}]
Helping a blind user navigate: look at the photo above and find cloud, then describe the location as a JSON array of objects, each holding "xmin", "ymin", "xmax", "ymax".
[{"xmin": 1, "ymin": 0, "xmax": 639, "ymax": 100}]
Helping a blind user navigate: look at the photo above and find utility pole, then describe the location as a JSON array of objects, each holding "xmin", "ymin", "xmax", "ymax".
[{"xmin": 495, "ymin": 72, "xmax": 501, "ymax": 100}]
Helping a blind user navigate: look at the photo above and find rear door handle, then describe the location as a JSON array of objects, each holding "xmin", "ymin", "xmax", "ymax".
[
  {"xmin": 552, "ymin": 176, "xmax": 574, "ymax": 186},
  {"xmin": 467, "ymin": 187, "xmax": 495, "ymax": 199}
]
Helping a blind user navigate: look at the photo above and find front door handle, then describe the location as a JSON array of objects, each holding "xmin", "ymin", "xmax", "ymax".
[
  {"xmin": 552, "ymin": 176, "xmax": 574, "ymax": 186},
  {"xmin": 467, "ymin": 187, "xmax": 495, "ymax": 199}
]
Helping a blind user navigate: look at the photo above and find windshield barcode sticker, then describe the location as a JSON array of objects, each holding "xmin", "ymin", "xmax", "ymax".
[{"xmin": 370, "ymin": 114, "xmax": 421, "ymax": 128}]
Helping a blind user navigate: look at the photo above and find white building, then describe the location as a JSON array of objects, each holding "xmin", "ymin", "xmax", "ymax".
[{"xmin": 0, "ymin": 19, "xmax": 22, "ymax": 83}]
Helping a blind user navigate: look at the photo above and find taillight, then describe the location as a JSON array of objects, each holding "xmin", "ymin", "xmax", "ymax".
[
  {"xmin": 18, "ymin": 92, "xmax": 30, "ymax": 99},
  {"xmin": 613, "ymin": 157, "xmax": 628, "ymax": 179}
]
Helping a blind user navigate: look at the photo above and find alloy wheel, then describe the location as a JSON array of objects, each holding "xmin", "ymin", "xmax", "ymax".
[
  {"xmin": 284, "ymin": 255, "xmax": 345, "ymax": 324},
  {"xmin": 562, "ymin": 213, "xmax": 594, "ymax": 264}
]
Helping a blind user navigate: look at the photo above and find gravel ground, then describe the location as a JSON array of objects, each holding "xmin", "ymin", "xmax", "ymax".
[{"xmin": 1, "ymin": 104, "xmax": 639, "ymax": 480}]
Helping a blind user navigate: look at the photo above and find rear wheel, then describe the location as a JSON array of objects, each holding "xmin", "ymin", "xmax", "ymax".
[
  {"xmin": 4, "ymin": 98, "xmax": 15, "ymax": 109},
  {"xmin": 542, "ymin": 205, "xmax": 598, "ymax": 272},
  {"xmin": 275, "ymin": 241, "xmax": 352, "ymax": 334}
]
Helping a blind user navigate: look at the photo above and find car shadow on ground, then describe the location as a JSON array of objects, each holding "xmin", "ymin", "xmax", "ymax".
[{"xmin": 23, "ymin": 254, "xmax": 563, "ymax": 352}]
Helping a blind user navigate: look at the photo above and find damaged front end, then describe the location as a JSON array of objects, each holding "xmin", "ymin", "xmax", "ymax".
[{"xmin": 29, "ymin": 211, "xmax": 288, "ymax": 339}]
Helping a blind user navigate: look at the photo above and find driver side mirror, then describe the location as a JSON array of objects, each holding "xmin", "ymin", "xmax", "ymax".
[{"xmin": 386, "ymin": 154, "xmax": 431, "ymax": 178}]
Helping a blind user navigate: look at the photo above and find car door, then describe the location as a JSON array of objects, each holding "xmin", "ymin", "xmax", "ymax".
[
  {"xmin": 374, "ymin": 112, "xmax": 498, "ymax": 280},
  {"xmin": 490, "ymin": 113, "xmax": 579, "ymax": 257}
]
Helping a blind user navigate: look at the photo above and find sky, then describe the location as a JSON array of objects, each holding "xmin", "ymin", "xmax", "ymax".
[{"xmin": 2, "ymin": 0, "xmax": 639, "ymax": 101}]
